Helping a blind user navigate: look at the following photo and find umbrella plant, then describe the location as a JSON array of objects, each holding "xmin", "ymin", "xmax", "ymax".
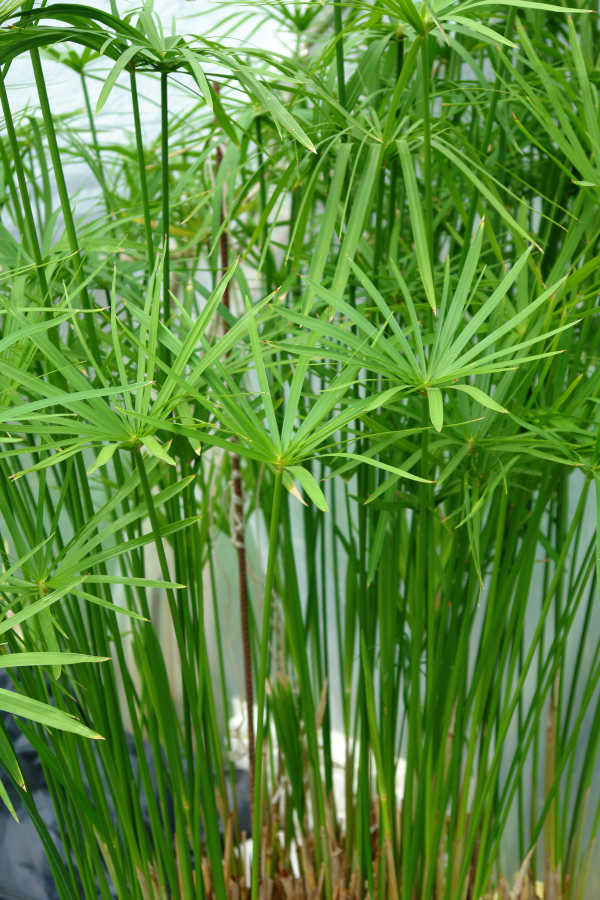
[{"xmin": 0, "ymin": 0, "xmax": 599, "ymax": 897}]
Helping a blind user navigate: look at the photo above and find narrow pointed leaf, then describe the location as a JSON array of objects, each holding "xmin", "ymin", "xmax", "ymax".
[
  {"xmin": 448, "ymin": 384, "xmax": 507, "ymax": 414},
  {"xmin": 140, "ymin": 436, "xmax": 176, "ymax": 466},
  {"xmin": 0, "ymin": 689, "xmax": 103, "ymax": 740},
  {"xmin": 0, "ymin": 652, "xmax": 108, "ymax": 668},
  {"xmin": 87, "ymin": 442, "xmax": 118, "ymax": 475},
  {"xmin": 0, "ymin": 721, "xmax": 24, "ymax": 788},
  {"xmin": 427, "ymin": 387, "xmax": 444, "ymax": 432},
  {"xmin": 325, "ymin": 453, "xmax": 434, "ymax": 484},
  {"xmin": 288, "ymin": 465, "xmax": 328, "ymax": 512},
  {"xmin": 180, "ymin": 46, "xmax": 213, "ymax": 109},
  {"xmin": 0, "ymin": 779, "xmax": 19, "ymax": 822},
  {"xmin": 398, "ymin": 139, "xmax": 436, "ymax": 312},
  {"xmin": 96, "ymin": 44, "xmax": 142, "ymax": 114}
]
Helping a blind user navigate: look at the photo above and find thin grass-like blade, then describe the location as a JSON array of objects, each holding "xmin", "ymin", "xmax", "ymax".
[{"xmin": 398, "ymin": 139, "xmax": 437, "ymax": 312}]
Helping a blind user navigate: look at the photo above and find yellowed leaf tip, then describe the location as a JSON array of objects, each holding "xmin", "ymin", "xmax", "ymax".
[{"xmin": 288, "ymin": 482, "xmax": 308, "ymax": 506}]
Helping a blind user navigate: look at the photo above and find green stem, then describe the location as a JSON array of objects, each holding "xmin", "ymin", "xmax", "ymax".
[
  {"xmin": 386, "ymin": 34, "xmax": 404, "ymax": 256},
  {"xmin": 30, "ymin": 48, "xmax": 99, "ymax": 357},
  {"xmin": 134, "ymin": 453, "xmax": 174, "ymax": 600},
  {"xmin": 0, "ymin": 78, "xmax": 49, "ymax": 302},
  {"xmin": 129, "ymin": 68, "xmax": 155, "ymax": 270},
  {"xmin": 333, "ymin": 1, "xmax": 347, "ymax": 110},
  {"xmin": 421, "ymin": 33, "xmax": 433, "ymax": 259},
  {"xmin": 134, "ymin": 451, "xmax": 210, "ymax": 899},
  {"xmin": 160, "ymin": 70, "xmax": 170, "ymax": 332},
  {"xmin": 251, "ymin": 469, "xmax": 283, "ymax": 900}
]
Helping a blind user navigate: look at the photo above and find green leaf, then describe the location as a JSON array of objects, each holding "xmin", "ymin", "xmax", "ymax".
[
  {"xmin": 0, "ymin": 778, "xmax": 18, "ymax": 821},
  {"xmin": 87, "ymin": 442, "xmax": 119, "ymax": 475},
  {"xmin": 450, "ymin": 274, "xmax": 567, "ymax": 371},
  {"xmin": 0, "ymin": 581, "xmax": 83, "ymax": 638},
  {"xmin": 83, "ymin": 575, "xmax": 184, "ymax": 589},
  {"xmin": 367, "ymin": 506, "xmax": 391, "ymax": 586},
  {"xmin": 448, "ymin": 384, "xmax": 507, "ymax": 414},
  {"xmin": 568, "ymin": 16, "xmax": 600, "ymax": 173},
  {"xmin": 325, "ymin": 452, "xmax": 434, "ymax": 484},
  {"xmin": 96, "ymin": 44, "xmax": 142, "ymax": 114},
  {"xmin": 459, "ymin": 0, "xmax": 591, "ymax": 13},
  {"xmin": 300, "ymin": 142, "xmax": 351, "ymax": 315},
  {"xmin": 0, "ymin": 0, "xmax": 24, "ymax": 27},
  {"xmin": 389, "ymin": 259, "xmax": 427, "ymax": 376},
  {"xmin": 233, "ymin": 63, "xmax": 316, "ymax": 153},
  {"xmin": 331, "ymin": 144, "xmax": 380, "ymax": 298},
  {"xmin": 241, "ymin": 286, "xmax": 281, "ymax": 453},
  {"xmin": 71, "ymin": 589, "xmax": 149, "ymax": 622},
  {"xmin": 595, "ymin": 474, "xmax": 600, "ymax": 605},
  {"xmin": 398, "ymin": 139, "xmax": 437, "ymax": 313},
  {"xmin": 427, "ymin": 387, "xmax": 444, "ymax": 432},
  {"xmin": 110, "ymin": 266, "xmax": 134, "ymax": 416},
  {"xmin": 452, "ymin": 16, "xmax": 516, "ymax": 48},
  {"xmin": 180, "ymin": 46, "xmax": 213, "ymax": 109},
  {"xmin": 140, "ymin": 435, "xmax": 176, "ymax": 466},
  {"xmin": 0, "ymin": 311, "xmax": 74, "ymax": 355},
  {"xmin": 347, "ymin": 258, "xmax": 420, "ymax": 377},
  {"xmin": 136, "ymin": 244, "xmax": 165, "ymax": 419},
  {"xmin": 152, "ymin": 258, "xmax": 239, "ymax": 415},
  {"xmin": 0, "ymin": 688, "xmax": 102, "ymax": 740},
  {"xmin": 430, "ymin": 218, "xmax": 485, "ymax": 372},
  {"xmin": 0, "ymin": 652, "xmax": 108, "ymax": 668},
  {"xmin": 432, "ymin": 137, "xmax": 535, "ymax": 247},
  {"xmin": 288, "ymin": 465, "xmax": 329, "ymax": 512},
  {"xmin": 0, "ymin": 375, "xmax": 146, "ymax": 427},
  {"xmin": 395, "ymin": 0, "xmax": 426, "ymax": 33},
  {"xmin": 0, "ymin": 719, "xmax": 24, "ymax": 788}
]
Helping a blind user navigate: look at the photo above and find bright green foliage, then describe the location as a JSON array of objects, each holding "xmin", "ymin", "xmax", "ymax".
[{"xmin": 0, "ymin": 1, "xmax": 599, "ymax": 899}]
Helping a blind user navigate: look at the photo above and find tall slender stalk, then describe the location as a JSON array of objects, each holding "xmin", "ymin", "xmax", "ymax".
[
  {"xmin": 0, "ymin": 78, "xmax": 49, "ymax": 301},
  {"xmin": 129, "ymin": 68, "xmax": 155, "ymax": 270},
  {"xmin": 215, "ymin": 133, "xmax": 255, "ymax": 807},
  {"xmin": 29, "ymin": 48, "xmax": 99, "ymax": 357},
  {"xmin": 420, "ymin": 32, "xmax": 433, "ymax": 258},
  {"xmin": 251, "ymin": 469, "xmax": 282, "ymax": 900},
  {"xmin": 160, "ymin": 69, "xmax": 170, "ymax": 332}
]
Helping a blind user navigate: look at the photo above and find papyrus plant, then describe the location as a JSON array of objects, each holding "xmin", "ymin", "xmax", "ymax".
[{"xmin": 1, "ymin": 0, "xmax": 599, "ymax": 898}]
